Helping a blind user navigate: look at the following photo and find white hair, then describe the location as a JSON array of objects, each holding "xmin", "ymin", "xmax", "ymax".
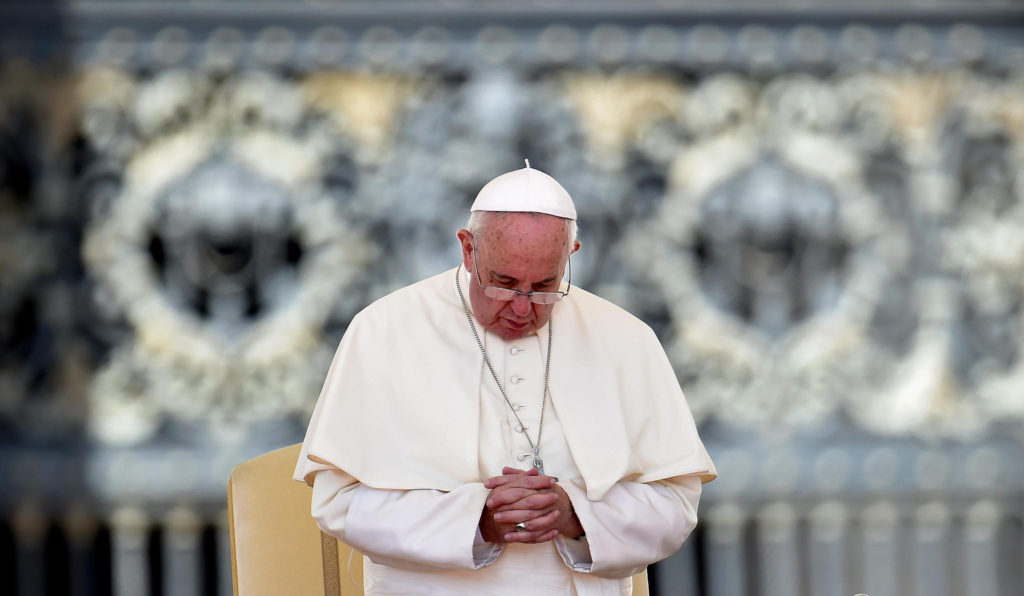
[{"xmin": 466, "ymin": 211, "xmax": 578, "ymax": 248}]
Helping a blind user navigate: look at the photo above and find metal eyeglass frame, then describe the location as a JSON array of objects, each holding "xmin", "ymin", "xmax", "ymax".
[{"xmin": 470, "ymin": 246, "xmax": 572, "ymax": 305}]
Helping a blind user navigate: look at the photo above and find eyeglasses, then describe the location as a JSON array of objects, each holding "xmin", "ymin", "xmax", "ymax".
[{"xmin": 471, "ymin": 247, "xmax": 572, "ymax": 305}]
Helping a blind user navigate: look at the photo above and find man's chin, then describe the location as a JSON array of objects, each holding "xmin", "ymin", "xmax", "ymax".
[
  {"xmin": 497, "ymin": 321, "xmax": 533, "ymax": 340},
  {"xmin": 496, "ymin": 330, "xmax": 527, "ymax": 340}
]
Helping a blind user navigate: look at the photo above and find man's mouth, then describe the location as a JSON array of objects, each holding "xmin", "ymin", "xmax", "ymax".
[{"xmin": 504, "ymin": 318, "xmax": 530, "ymax": 330}]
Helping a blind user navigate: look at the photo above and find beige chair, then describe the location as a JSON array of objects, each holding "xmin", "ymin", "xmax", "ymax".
[
  {"xmin": 228, "ymin": 444, "xmax": 364, "ymax": 596},
  {"xmin": 228, "ymin": 443, "xmax": 649, "ymax": 595}
]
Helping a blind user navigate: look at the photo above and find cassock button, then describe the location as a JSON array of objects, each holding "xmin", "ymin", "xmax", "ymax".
[
  {"xmin": 510, "ymin": 375, "xmax": 524, "ymax": 384},
  {"xmin": 510, "ymin": 346, "xmax": 522, "ymax": 355}
]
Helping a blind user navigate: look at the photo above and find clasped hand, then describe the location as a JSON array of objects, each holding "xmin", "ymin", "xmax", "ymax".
[{"xmin": 479, "ymin": 466, "xmax": 584, "ymax": 544}]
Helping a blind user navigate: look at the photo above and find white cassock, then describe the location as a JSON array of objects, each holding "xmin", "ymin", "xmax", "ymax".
[{"xmin": 295, "ymin": 268, "xmax": 716, "ymax": 595}]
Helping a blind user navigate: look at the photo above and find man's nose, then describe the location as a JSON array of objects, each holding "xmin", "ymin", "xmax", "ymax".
[{"xmin": 510, "ymin": 293, "xmax": 533, "ymax": 316}]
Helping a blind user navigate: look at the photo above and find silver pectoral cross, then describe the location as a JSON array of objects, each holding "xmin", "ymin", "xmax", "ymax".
[{"xmin": 533, "ymin": 448, "xmax": 545, "ymax": 476}]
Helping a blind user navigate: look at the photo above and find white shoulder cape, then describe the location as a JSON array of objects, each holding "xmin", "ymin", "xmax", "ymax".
[{"xmin": 295, "ymin": 267, "xmax": 716, "ymax": 500}]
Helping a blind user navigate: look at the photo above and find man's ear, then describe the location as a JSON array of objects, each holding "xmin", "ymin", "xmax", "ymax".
[
  {"xmin": 571, "ymin": 239, "xmax": 581, "ymax": 254},
  {"xmin": 456, "ymin": 229, "xmax": 475, "ymax": 272}
]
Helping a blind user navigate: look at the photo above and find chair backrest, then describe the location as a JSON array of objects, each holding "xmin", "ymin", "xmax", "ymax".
[
  {"xmin": 228, "ymin": 443, "xmax": 364, "ymax": 596},
  {"xmin": 227, "ymin": 443, "xmax": 649, "ymax": 596}
]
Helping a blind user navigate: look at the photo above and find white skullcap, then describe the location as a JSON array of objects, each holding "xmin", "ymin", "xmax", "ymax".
[{"xmin": 470, "ymin": 161, "xmax": 577, "ymax": 220}]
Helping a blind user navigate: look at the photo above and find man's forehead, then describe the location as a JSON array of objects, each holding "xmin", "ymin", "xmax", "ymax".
[
  {"xmin": 483, "ymin": 211, "xmax": 568, "ymax": 231},
  {"xmin": 479, "ymin": 241, "xmax": 567, "ymax": 280},
  {"xmin": 477, "ymin": 213, "xmax": 569, "ymax": 250}
]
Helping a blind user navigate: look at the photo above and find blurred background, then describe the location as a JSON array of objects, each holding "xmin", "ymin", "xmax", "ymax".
[{"xmin": 1, "ymin": 0, "xmax": 1023, "ymax": 595}]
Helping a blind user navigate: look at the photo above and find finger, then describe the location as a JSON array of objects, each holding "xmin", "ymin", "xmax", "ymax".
[
  {"xmin": 485, "ymin": 474, "xmax": 526, "ymax": 489},
  {"xmin": 493, "ymin": 491, "xmax": 558, "ymax": 512},
  {"xmin": 495, "ymin": 511, "xmax": 560, "ymax": 537},
  {"xmin": 492, "ymin": 506, "xmax": 555, "ymax": 524},
  {"xmin": 502, "ymin": 528, "xmax": 549, "ymax": 543},
  {"xmin": 487, "ymin": 483, "xmax": 557, "ymax": 509},
  {"xmin": 491, "ymin": 475, "xmax": 553, "ymax": 490},
  {"xmin": 499, "ymin": 509, "xmax": 559, "ymax": 532},
  {"xmin": 523, "ymin": 509, "xmax": 560, "ymax": 533},
  {"xmin": 503, "ymin": 527, "xmax": 560, "ymax": 544},
  {"xmin": 485, "ymin": 480, "xmax": 555, "ymax": 506},
  {"xmin": 483, "ymin": 476, "xmax": 508, "ymax": 489},
  {"xmin": 484, "ymin": 469, "xmax": 547, "ymax": 489},
  {"xmin": 502, "ymin": 466, "xmax": 538, "ymax": 476},
  {"xmin": 487, "ymin": 487, "xmax": 544, "ymax": 509}
]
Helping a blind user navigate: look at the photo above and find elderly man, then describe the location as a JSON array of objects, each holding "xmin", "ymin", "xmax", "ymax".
[{"xmin": 295, "ymin": 164, "xmax": 715, "ymax": 595}]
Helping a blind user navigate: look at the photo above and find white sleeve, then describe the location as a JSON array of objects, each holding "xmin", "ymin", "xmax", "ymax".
[
  {"xmin": 310, "ymin": 468, "xmax": 503, "ymax": 572},
  {"xmin": 553, "ymin": 475, "xmax": 702, "ymax": 579}
]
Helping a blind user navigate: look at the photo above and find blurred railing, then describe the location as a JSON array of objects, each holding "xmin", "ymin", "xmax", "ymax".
[{"xmin": 4, "ymin": 487, "xmax": 1020, "ymax": 595}]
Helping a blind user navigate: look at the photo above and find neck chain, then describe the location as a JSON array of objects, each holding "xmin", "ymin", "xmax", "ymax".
[{"xmin": 455, "ymin": 264, "xmax": 552, "ymax": 476}]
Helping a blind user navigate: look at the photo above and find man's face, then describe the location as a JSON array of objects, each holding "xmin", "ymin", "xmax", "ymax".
[{"xmin": 457, "ymin": 213, "xmax": 577, "ymax": 340}]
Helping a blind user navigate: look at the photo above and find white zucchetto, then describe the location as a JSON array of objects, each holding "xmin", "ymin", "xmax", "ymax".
[{"xmin": 470, "ymin": 162, "xmax": 577, "ymax": 221}]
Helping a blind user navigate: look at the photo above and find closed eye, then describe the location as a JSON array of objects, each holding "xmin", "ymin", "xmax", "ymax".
[{"xmin": 489, "ymin": 273, "xmax": 558, "ymax": 290}]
